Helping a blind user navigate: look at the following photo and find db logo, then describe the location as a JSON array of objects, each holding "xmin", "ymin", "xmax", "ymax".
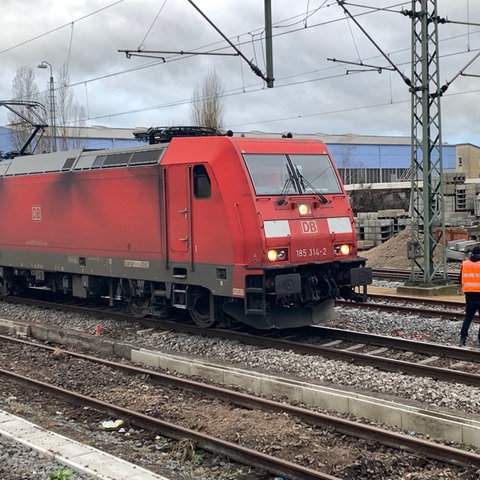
[
  {"xmin": 301, "ymin": 220, "xmax": 318, "ymax": 234},
  {"xmin": 32, "ymin": 206, "xmax": 42, "ymax": 222}
]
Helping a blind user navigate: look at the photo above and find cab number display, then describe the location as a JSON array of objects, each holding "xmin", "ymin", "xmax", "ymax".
[{"xmin": 296, "ymin": 247, "xmax": 326, "ymax": 258}]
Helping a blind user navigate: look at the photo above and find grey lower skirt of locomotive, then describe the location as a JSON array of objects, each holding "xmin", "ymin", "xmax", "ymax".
[{"xmin": 0, "ymin": 260, "xmax": 372, "ymax": 330}]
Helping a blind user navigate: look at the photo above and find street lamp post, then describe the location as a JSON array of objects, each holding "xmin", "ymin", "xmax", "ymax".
[{"xmin": 37, "ymin": 60, "xmax": 57, "ymax": 152}]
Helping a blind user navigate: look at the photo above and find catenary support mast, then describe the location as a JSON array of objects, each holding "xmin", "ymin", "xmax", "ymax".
[
  {"xmin": 406, "ymin": 0, "xmax": 448, "ymax": 286},
  {"xmin": 264, "ymin": 0, "xmax": 274, "ymax": 88}
]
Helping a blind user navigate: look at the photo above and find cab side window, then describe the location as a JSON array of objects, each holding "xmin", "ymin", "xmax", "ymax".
[{"xmin": 193, "ymin": 165, "xmax": 211, "ymax": 199}]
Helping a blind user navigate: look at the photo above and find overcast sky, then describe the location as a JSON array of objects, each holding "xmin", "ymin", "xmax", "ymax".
[{"xmin": 1, "ymin": 0, "xmax": 480, "ymax": 145}]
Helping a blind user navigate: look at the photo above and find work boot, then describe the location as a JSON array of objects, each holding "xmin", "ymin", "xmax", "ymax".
[{"xmin": 459, "ymin": 337, "xmax": 466, "ymax": 347}]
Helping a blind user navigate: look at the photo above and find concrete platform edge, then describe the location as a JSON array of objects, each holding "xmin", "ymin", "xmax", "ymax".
[
  {"xmin": 396, "ymin": 284, "xmax": 461, "ymax": 297},
  {"xmin": 131, "ymin": 348, "xmax": 480, "ymax": 448},
  {"xmin": 0, "ymin": 410, "xmax": 169, "ymax": 480}
]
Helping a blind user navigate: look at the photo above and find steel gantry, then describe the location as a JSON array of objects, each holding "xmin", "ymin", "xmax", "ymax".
[
  {"xmin": 335, "ymin": 0, "xmax": 448, "ymax": 285},
  {"xmin": 404, "ymin": 0, "xmax": 448, "ymax": 286}
]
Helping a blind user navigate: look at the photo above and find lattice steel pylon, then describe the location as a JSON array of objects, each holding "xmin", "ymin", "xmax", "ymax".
[{"xmin": 405, "ymin": 0, "xmax": 448, "ymax": 286}]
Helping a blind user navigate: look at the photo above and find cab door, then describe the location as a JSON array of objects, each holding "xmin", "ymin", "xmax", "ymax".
[{"xmin": 166, "ymin": 165, "xmax": 191, "ymax": 262}]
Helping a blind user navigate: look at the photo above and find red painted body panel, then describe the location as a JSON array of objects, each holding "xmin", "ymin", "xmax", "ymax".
[
  {"xmin": 162, "ymin": 138, "xmax": 261, "ymax": 267},
  {"xmin": 161, "ymin": 136, "xmax": 355, "ymax": 269},
  {"xmin": 0, "ymin": 136, "xmax": 353, "ymax": 268},
  {"xmin": 0, "ymin": 167, "xmax": 163, "ymax": 259}
]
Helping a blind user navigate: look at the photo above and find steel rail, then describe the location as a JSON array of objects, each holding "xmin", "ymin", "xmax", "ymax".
[
  {"xmin": 372, "ymin": 267, "xmax": 461, "ymax": 283},
  {"xmin": 3, "ymin": 294, "xmax": 480, "ymax": 388},
  {"xmin": 2, "ymin": 294, "xmax": 479, "ymax": 386},
  {"xmin": 2, "ymin": 335, "xmax": 480, "ymax": 470},
  {"xmin": 336, "ymin": 298, "xmax": 464, "ymax": 321},
  {"xmin": 125, "ymin": 321, "xmax": 480, "ymax": 387},
  {"xmin": 234, "ymin": 329, "xmax": 480, "ymax": 387},
  {"xmin": 314, "ymin": 326, "xmax": 480, "ymax": 362},
  {"xmin": 0, "ymin": 366, "xmax": 340, "ymax": 480},
  {"xmin": 367, "ymin": 292, "xmax": 463, "ymax": 310}
]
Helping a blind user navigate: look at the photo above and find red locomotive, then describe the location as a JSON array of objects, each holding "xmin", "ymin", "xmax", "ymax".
[{"xmin": 0, "ymin": 128, "xmax": 371, "ymax": 329}]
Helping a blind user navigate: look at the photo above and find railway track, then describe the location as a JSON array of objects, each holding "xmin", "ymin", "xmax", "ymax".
[
  {"xmin": 0, "ymin": 334, "xmax": 333, "ymax": 480},
  {"xmin": 372, "ymin": 267, "xmax": 461, "ymax": 283},
  {"xmin": 367, "ymin": 292, "xmax": 463, "ymax": 309},
  {"xmin": 178, "ymin": 323, "xmax": 480, "ymax": 387},
  {"xmin": 337, "ymin": 296, "xmax": 464, "ymax": 321},
  {"xmin": 1, "ymin": 333, "xmax": 480, "ymax": 477},
  {"xmin": 2, "ymin": 294, "xmax": 479, "ymax": 388}
]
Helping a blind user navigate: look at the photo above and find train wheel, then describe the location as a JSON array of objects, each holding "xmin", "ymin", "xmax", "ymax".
[
  {"xmin": 188, "ymin": 289, "xmax": 215, "ymax": 328},
  {"xmin": 128, "ymin": 297, "xmax": 150, "ymax": 318}
]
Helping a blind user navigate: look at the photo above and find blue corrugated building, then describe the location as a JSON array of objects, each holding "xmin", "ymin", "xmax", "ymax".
[{"xmin": 0, "ymin": 125, "xmax": 459, "ymax": 185}]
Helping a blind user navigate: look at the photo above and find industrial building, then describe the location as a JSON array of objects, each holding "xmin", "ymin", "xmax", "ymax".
[{"xmin": 0, "ymin": 124, "xmax": 467, "ymax": 184}]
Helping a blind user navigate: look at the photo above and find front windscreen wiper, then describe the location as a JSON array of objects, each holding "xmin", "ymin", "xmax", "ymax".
[
  {"xmin": 277, "ymin": 174, "xmax": 294, "ymax": 205},
  {"xmin": 294, "ymin": 166, "xmax": 329, "ymax": 204}
]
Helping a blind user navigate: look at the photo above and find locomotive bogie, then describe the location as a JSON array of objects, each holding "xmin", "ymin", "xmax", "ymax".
[{"xmin": 0, "ymin": 134, "xmax": 372, "ymax": 328}]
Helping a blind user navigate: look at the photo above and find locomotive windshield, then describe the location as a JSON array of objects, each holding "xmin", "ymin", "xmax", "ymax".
[{"xmin": 243, "ymin": 153, "xmax": 342, "ymax": 196}]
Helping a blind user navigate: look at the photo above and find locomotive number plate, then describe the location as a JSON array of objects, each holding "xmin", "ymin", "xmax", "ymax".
[{"xmin": 295, "ymin": 247, "xmax": 327, "ymax": 258}]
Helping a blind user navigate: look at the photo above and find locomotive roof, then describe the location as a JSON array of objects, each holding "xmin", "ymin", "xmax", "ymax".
[
  {"xmin": 0, "ymin": 144, "xmax": 167, "ymax": 177},
  {"xmin": 0, "ymin": 134, "xmax": 329, "ymax": 177}
]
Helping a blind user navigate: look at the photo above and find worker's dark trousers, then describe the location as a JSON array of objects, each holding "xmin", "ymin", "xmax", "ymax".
[{"xmin": 460, "ymin": 300, "xmax": 480, "ymax": 342}]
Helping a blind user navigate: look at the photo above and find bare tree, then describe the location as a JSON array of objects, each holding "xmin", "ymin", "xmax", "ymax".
[
  {"xmin": 335, "ymin": 135, "xmax": 360, "ymax": 185},
  {"xmin": 7, "ymin": 66, "xmax": 44, "ymax": 153},
  {"xmin": 189, "ymin": 70, "xmax": 225, "ymax": 130},
  {"xmin": 8, "ymin": 64, "xmax": 87, "ymax": 154},
  {"xmin": 56, "ymin": 64, "xmax": 87, "ymax": 151}
]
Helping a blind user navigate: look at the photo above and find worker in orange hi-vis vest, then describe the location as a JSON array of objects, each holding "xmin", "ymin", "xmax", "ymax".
[{"xmin": 460, "ymin": 245, "xmax": 480, "ymax": 346}]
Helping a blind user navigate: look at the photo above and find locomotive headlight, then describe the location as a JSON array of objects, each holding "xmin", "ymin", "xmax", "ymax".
[
  {"xmin": 268, "ymin": 249, "xmax": 278, "ymax": 261},
  {"xmin": 267, "ymin": 248, "xmax": 288, "ymax": 262},
  {"xmin": 334, "ymin": 244, "xmax": 351, "ymax": 255},
  {"xmin": 298, "ymin": 203, "xmax": 311, "ymax": 216}
]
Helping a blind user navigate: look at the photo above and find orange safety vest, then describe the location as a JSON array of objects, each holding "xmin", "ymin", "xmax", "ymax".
[{"xmin": 461, "ymin": 259, "xmax": 480, "ymax": 293}]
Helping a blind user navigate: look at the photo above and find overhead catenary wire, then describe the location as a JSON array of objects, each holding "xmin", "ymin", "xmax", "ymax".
[
  {"xmin": 73, "ymin": 2, "xmax": 408, "ymax": 106},
  {"xmin": 94, "ymin": 1, "xmax": 424, "ymax": 120},
  {"xmin": 136, "ymin": 0, "xmax": 169, "ymax": 51},
  {"xmin": 86, "ymin": 40, "xmax": 480, "ymax": 124},
  {"xmin": 0, "ymin": 1, "xmax": 412, "ymax": 99},
  {"xmin": 86, "ymin": 55, "xmax": 480, "ymax": 126},
  {"xmin": 87, "ymin": 1, "xmax": 480, "ymax": 124},
  {"xmin": 336, "ymin": 0, "xmax": 412, "ymax": 87},
  {"xmin": 2, "ymin": 1, "xmax": 480, "ymax": 132},
  {"xmin": 120, "ymin": 0, "xmax": 272, "ymax": 85},
  {"xmin": 24, "ymin": 34, "xmax": 480, "ymax": 134},
  {"xmin": 0, "ymin": 0, "xmax": 125, "ymax": 56}
]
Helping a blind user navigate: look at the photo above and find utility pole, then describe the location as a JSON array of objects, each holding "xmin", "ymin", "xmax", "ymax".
[
  {"xmin": 264, "ymin": 0, "xmax": 274, "ymax": 88},
  {"xmin": 37, "ymin": 60, "xmax": 57, "ymax": 152},
  {"xmin": 404, "ymin": 0, "xmax": 448, "ymax": 286}
]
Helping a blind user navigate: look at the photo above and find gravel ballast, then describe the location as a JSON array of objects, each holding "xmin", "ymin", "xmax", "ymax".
[
  {"xmin": 0, "ymin": 281, "xmax": 479, "ymax": 479},
  {"xmin": 0, "ymin": 434, "xmax": 98, "ymax": 480}
]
